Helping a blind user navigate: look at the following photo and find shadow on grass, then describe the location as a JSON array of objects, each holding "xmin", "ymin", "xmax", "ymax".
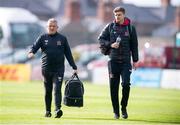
[
  {"xmin": 64, "ymin": 117, "xmax": 114, "ymax": 121},
  {"xmin": 128, "ymin": 119, "xmax": 180, "ymax": 124},
  {"xmin": 63, "ymin": 117, "xmax": 180, "ymax": 124}
]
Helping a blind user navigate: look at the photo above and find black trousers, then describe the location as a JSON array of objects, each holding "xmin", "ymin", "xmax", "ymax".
[
  {"xmin": 42, "ymin": 68, "xmax": 64, "ymax": 112},
  {"xmin": 108, "ymin": 60, "xmax": 132, "ymax": 115}
]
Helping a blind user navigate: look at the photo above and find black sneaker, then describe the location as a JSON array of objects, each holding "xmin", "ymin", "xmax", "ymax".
[
  {"xmin": 55, "ymin": 109, "xmax": 63, "ymax": 118},
  {"xmin": 121, "ymin": 108, "xmax": 128, "ymax": 119},
  {"xmin": 114, "ymin": 113, "xmax": 120, "ymax": 119},
  {"xmin": 45, "ymin": 111, "xmax": 52, "ymax": 117}
]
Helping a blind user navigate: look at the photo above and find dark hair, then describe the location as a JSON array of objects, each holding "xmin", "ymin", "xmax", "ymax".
[{"xmin": 113, "ymin": 7, "xmax": 125, "ymax": 14}]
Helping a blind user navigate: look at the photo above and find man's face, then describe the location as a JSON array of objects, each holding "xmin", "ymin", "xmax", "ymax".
[
  {"xmin": 114, "ymin": 11, "xmax": 125, "ymax": 23},
  {"xmin": 47, "ymin": 21, "xmax": 58, "ymax": 35}
]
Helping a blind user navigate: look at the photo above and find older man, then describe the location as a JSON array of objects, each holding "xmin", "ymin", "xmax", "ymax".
[{"xmin": 28, "ymin": 18, "xmax": 77, "ymax": 118}]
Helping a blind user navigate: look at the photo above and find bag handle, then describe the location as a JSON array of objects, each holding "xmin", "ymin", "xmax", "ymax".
[{"xmin": 71, "ymin": 73, "xmax": 80, "ymax": 80}]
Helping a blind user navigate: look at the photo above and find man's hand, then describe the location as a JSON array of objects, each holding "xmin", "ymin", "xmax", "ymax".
[
  {"xmin": 132, "ymin": 62, "xmax": 138, "ymax": 70},
  {"xmin": 28, "ymin": 52, "xmax": 35, "ymax": 59},
  {"xmin": 111, "ymin": 42, "xmax": 119, "ymax": 49}
]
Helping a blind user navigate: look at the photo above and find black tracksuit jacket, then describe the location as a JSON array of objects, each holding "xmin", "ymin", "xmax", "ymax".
[
  {"xmin": 30, "ymin": 32, "xmax": 77, "ymax": 71},
  {"xmin": 98, "ymin": 18, "xmax": 139, "ymax": 63}
]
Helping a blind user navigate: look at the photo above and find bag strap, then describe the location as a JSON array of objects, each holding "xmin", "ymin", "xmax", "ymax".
[
  {"xmin": 109, "ymin": 22, "xmax": 114, "ymax": 34},
  {"xmin": 71, "ymin": 73, "xmax": 80, "ymax": 80},
  {"xmin": 128, "ymin": 24, "xmax": 132, "ymax": 39}
]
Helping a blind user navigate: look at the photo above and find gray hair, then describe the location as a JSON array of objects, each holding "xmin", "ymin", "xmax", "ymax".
[{"xmin": 47, "ymin": 18, "xmax": 58, "ymax": 25}]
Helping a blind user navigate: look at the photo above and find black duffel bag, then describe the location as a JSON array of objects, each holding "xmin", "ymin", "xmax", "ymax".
[{"xmin": 63, "ymin": 73, "xmax": 84, "ymax": 107}]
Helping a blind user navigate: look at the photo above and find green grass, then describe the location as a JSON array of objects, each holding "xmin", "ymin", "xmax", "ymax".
[{"xmin": 0, "ymin": 81, "xmax": 180, "ymax": 125}]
